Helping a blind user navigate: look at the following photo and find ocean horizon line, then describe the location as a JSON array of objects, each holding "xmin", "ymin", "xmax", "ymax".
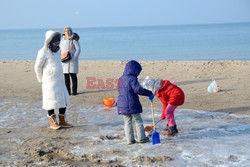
[{"xmin": 1, "ymin": 21, "xmax": 250, "ymax": 31}]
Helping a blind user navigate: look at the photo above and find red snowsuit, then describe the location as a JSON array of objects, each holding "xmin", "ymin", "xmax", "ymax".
[{"xmin": 155, "ymin": 80, "xmax": 185, "ymax": 126}]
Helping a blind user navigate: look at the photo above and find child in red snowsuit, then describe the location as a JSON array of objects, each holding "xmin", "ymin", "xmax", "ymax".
[{"xmin": 155, "ymin": 80, "xmax": 185, "ymax": 137}]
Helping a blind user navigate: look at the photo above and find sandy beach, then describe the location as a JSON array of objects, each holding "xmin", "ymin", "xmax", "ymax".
[
  {"xmin": 1, "ymin": 60, "xmax": 250, "ymax": 166},
  {"xmin": 1, "ymin": 60, "xmax": 250, "ymax": 114}
]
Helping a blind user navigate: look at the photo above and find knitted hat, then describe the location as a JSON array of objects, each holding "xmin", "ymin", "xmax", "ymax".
[
  {"xmin": 64, "ymin": 26, "xmax": 72, "ymax": 32},
  {"xmin": 154, "ymin": 79, "xmax": 163, "ymax": 91}
]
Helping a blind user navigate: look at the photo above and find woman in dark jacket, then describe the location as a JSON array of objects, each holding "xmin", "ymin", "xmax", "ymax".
[{"xmin": 117, "ymin": 60, "xmax": 154, "ymax": 145}]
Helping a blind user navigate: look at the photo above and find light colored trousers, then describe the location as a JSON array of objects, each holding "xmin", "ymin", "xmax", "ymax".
[{"xmin": 123, "ymin": 113, "xmax": 146, "ymax": 142}]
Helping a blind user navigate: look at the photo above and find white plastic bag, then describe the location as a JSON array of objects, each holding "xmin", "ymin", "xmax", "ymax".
[{"xmin": 207, "ymin": 79, "xmax": 220, "ymax": 93}]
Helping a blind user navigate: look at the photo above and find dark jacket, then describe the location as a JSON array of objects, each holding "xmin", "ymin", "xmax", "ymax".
[{"xmin": 117, "ymin": 60, "xmax": 152, "ymax": 115}]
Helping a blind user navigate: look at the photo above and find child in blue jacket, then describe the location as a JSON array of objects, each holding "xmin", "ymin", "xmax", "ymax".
[{"xmin": 117, "ymin": 60, "xmax": 154, "ymax": 145}]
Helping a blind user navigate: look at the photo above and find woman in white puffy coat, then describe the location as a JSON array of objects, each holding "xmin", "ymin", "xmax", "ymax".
[{"xmin": 34, "ymin": 30, "xmax": 72, "ymax": 130}]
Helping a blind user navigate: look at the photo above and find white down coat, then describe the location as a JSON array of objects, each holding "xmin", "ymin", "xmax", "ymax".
[
  {"xmin": 34, "ymin": 30, "xmax": 71, "ymax": 110},
  {"xmin": 60, "ymin": 35, "xmax": 81, "ymax": 74}
]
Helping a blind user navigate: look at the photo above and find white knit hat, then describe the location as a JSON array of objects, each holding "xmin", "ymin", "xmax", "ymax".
[
  {"xmin": 64, "ymin": 26, "xmax": 72, "ymax": 32},
  {"xmin": 141, "ymin": 76, "xmax": 163, "ymax": 93},
  {"xmin": 154, "ymin": 79, "xmax": 163, "ymax": 91}
]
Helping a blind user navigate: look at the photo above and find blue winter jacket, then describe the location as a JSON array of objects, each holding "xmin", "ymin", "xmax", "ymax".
[{"xmin": 117, "ymin": 60, "xmax": 153, "ymax": 115}]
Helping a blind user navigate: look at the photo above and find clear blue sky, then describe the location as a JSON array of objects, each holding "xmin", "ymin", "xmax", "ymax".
[{"xmin": 1, "ymin": 0, "xmax": 250, "ymax": 29}]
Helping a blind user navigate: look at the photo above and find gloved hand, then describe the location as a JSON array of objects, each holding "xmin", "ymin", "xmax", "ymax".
[{"xmin": 148, "ymin": 93, "xmax": 154, "ymax": 103}]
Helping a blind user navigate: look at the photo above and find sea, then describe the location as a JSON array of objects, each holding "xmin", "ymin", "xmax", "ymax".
[{"xmin": 0, "ymin": 22, "xmax": 250, "ymax": 61}]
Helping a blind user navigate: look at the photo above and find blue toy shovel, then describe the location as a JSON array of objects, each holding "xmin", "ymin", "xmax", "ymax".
[{"xmin": 151, "ymin": 102, "xmax": 160, "ymax": 145}]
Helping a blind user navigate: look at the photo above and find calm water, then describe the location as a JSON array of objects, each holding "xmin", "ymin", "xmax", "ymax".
[{"xmin": 0, "ymin": 22, "xmax": 250, "ymax": 60}]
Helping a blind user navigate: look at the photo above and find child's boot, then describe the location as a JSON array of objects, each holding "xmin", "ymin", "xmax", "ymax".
[
  {"xmin": 137, "ymin": 137, "xmax": 149, "ymax": 143},
  {"xmin": 127, "ymin": 140, "xmax": 136, "ymax": 145},
  {"xmin": 166, "ymin": 125, "xmax": 178, "ymax": 137},
  {"xmin": 48, "ymin": 114, "xmax": 61, "ymax": 130},
  {"xmin": 58, "ymin": 114, "xmax": 73, "ymax": 128}
]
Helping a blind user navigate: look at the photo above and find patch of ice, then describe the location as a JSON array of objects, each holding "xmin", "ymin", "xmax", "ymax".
[
  {"xmin": 71, "ymin": 107, "xmax": 250, "ymax": 166},
  {"xmin": 1, "ymin": 99, "xmax": 250, "ymax": 166}
]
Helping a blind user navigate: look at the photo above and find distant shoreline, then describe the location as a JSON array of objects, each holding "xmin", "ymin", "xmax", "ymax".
[{"xmin": 1, "ymin": 21, "xmax": 250, "ymax": 30}]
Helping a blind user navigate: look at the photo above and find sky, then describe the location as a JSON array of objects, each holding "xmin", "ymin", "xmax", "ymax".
[{"xmin": 0, "ymin": 0, "xmax": 250, "ymax": 29}]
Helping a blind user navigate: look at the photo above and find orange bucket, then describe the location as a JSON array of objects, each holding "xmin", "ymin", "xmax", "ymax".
[{"xmin": 103, "ymin": 98, "xmax": 115, "ymax": 108}]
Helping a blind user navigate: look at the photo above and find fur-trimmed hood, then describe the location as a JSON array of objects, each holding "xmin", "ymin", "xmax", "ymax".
[{"xmin": 44, "ymin": 30, "xmax": 61, "ymax": 50}]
